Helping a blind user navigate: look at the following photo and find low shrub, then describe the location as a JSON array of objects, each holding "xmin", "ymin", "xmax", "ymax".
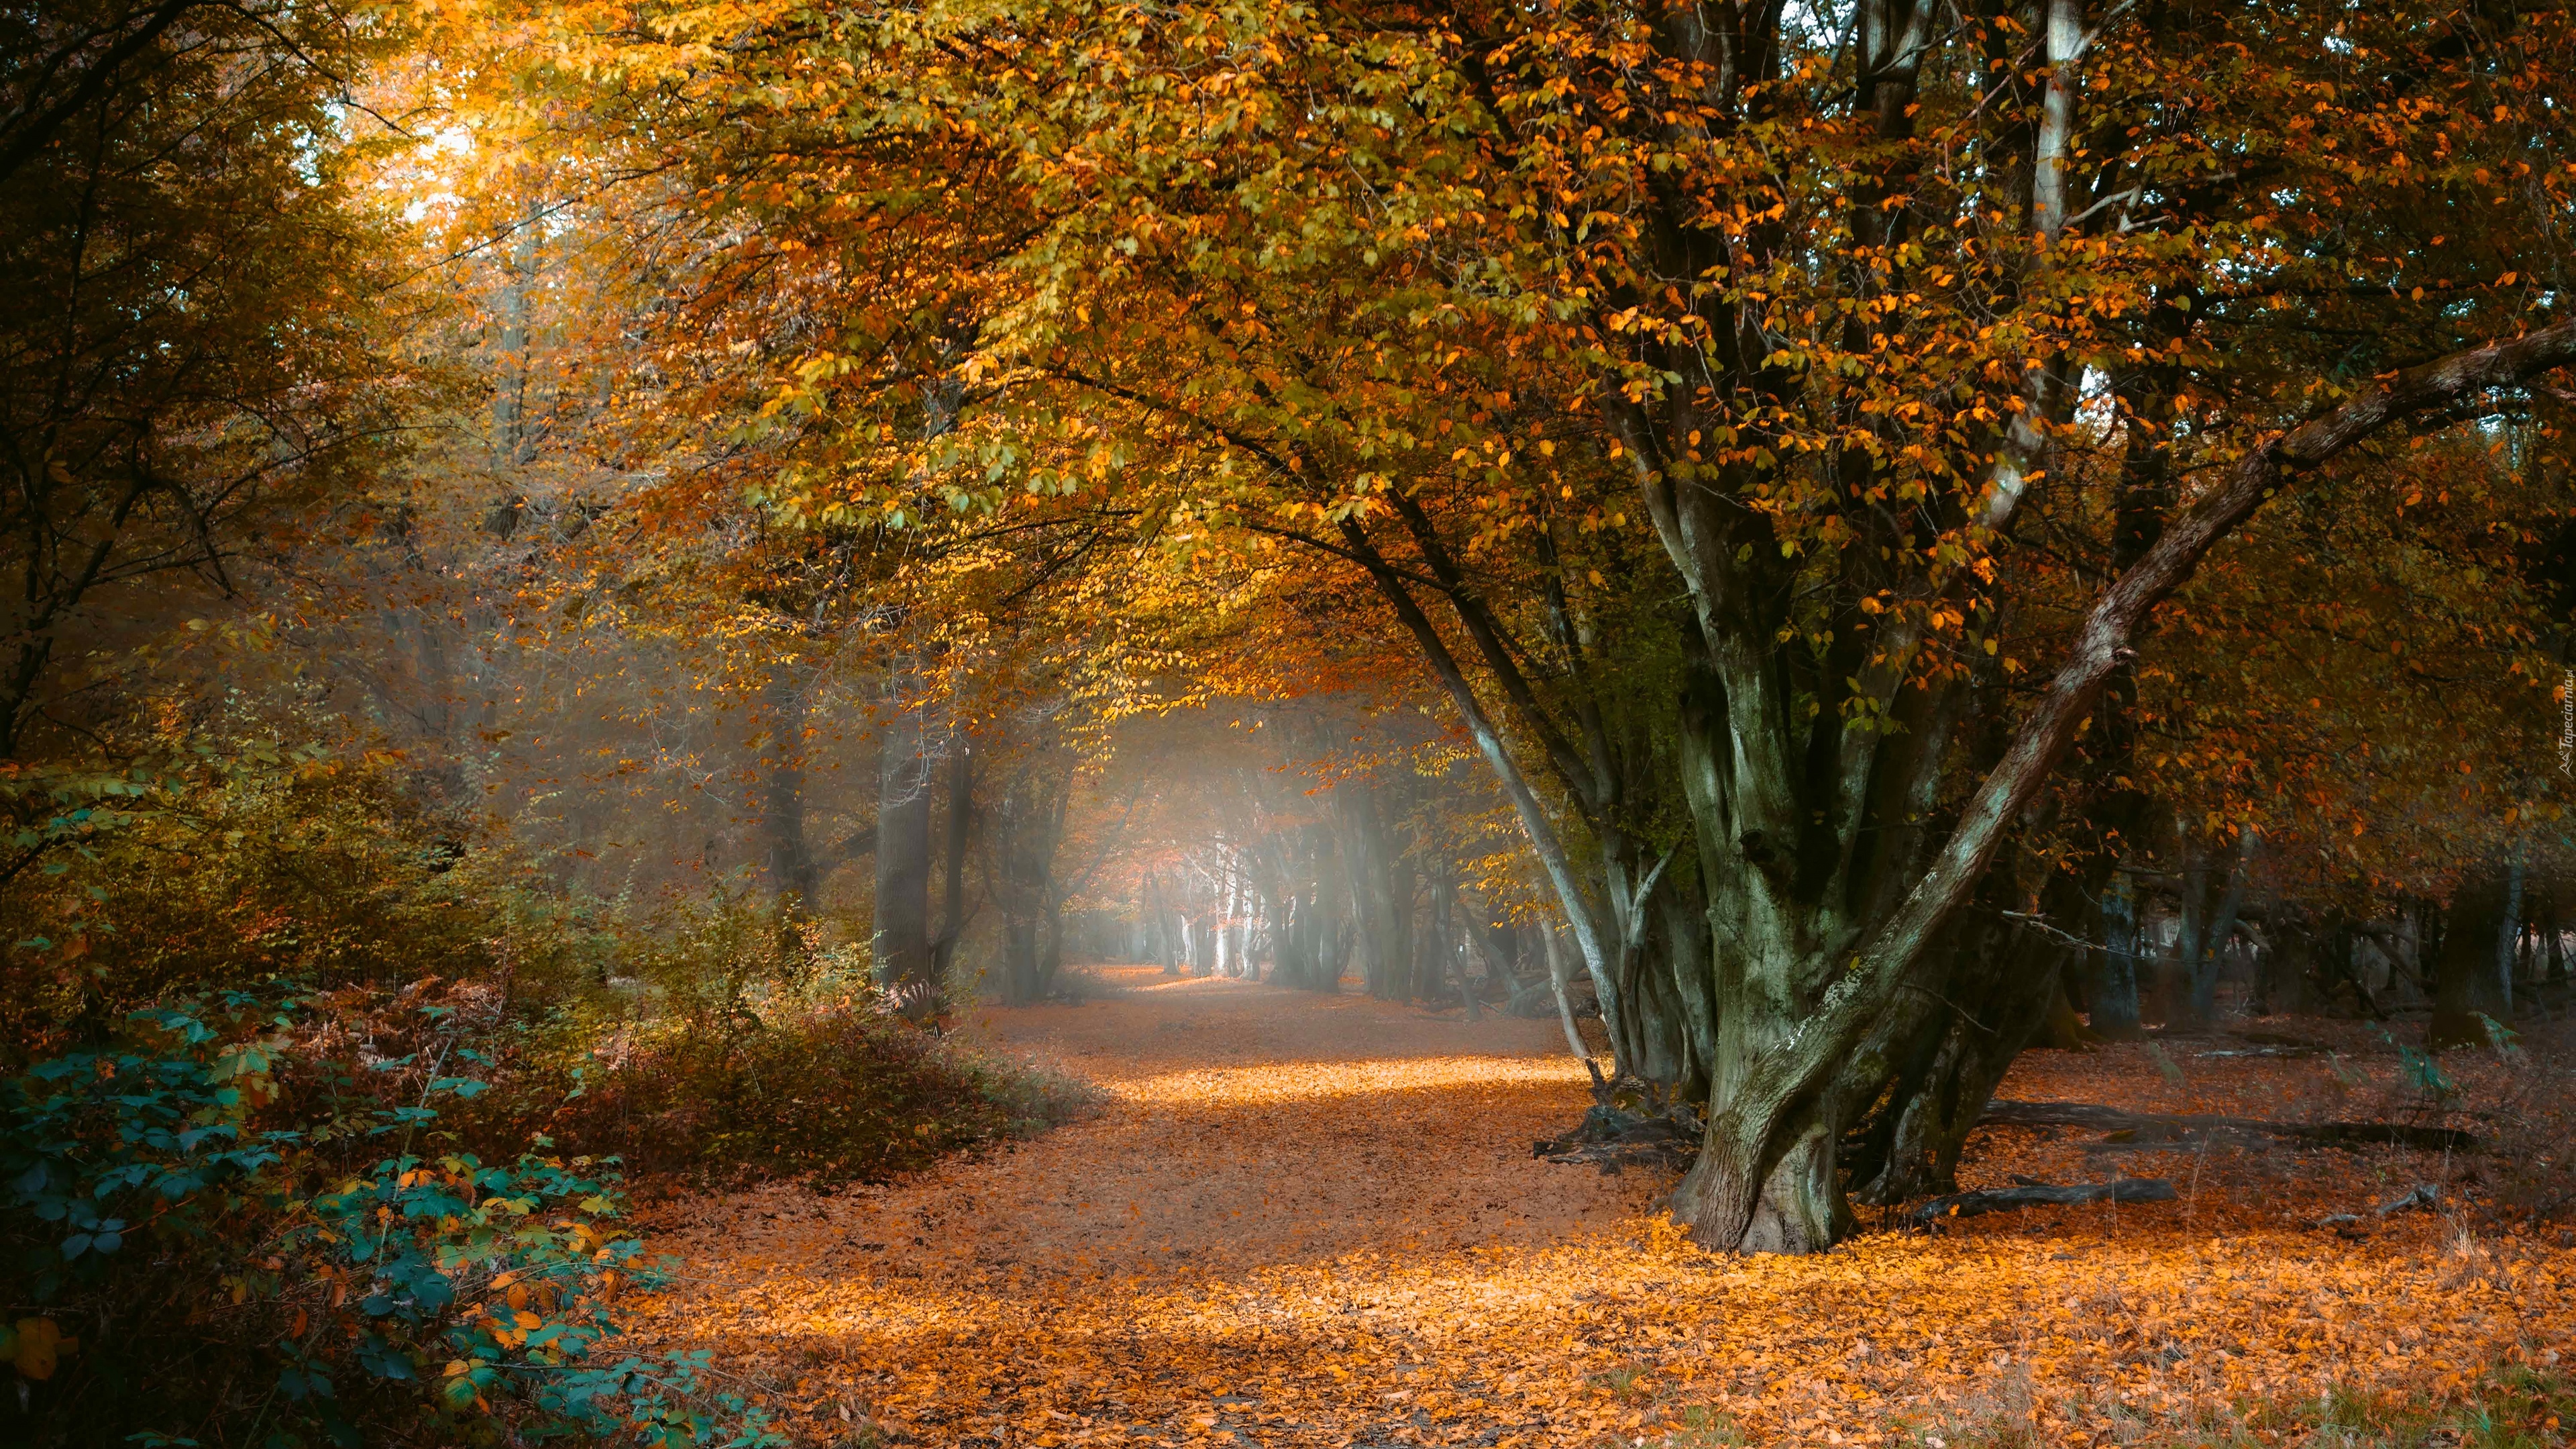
[
  {"xmin": 0, "ymin": 737, "xmax": 1093, "ymax": 1441},
  {"xmin": 0, "ymin": 744, "xmax": 610, "ymax": 1061},
  {"xmin": 1, "ymin": 991, "xmax": 780, "ymax": 1448},
  {"xmin": 451, "ymin": 885, "xmax": 1101, "ymax": 1188},
  {"xmin": 536, "ymin": 991, "xmax": 1099, "ymax": 1185},
  {"xmin": 1, "ymin": 742, "xmax": 1093, "ymax": 1190}
]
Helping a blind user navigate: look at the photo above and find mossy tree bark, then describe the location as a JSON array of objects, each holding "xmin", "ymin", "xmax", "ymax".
[{"xmin": 1640, "ymin": 319, "xmax": 2576, "ymax": 1250}]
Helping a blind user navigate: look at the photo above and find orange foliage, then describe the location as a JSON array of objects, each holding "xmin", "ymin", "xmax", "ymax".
[{"xmin": 622, "ymin": 974, "xmax": 2572, "ymax": 1446}]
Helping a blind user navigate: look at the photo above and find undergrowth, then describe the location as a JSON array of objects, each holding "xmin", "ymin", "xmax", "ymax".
[
  {"xmin": 522, "ymin": 951, "xmax": 1102, "ymax": 1187},
  {"xmin": 0, "ymin": 738, "xmax": 1087, "ymax": 1444}
]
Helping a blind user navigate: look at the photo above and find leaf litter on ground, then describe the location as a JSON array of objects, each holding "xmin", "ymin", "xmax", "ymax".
[{"xmin": 623, "ymin": 969, "xmax": 2576, "ymax": 1446}]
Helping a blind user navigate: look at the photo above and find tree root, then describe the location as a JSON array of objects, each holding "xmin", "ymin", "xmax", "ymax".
[
  {"xmin": 2314, "ymin": 1183, "xmax": 2443, "ymax": 1234},
  {"xmin": 1981, "ymin": 1099, "xmax": 2479, "ymax": 1152},
  {"xmin": 1910, "ymin": 1177, "xmax": 2176, "ymax": 1223},
  {"xmin": 1533, "ymin": 1104, "xmax": 1699, "ymax": 1174},
  {"xmin": 1531, "ymin": 1140, "xmax": 1695, "ymax": 1175}
]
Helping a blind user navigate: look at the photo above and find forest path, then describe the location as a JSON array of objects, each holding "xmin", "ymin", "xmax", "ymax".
[{"xmin": 635, "ymin": 970, "xmax": 2575, "ymax": 1448}]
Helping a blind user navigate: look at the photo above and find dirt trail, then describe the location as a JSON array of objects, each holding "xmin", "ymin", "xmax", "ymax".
[{"xmin": 634, "ymin": 970, "xmax": 2576, "ymax": 1447}]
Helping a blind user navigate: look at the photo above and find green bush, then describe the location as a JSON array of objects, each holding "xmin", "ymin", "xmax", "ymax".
[
  {"xmin": 0, "ymin": 738, "xmax": 1092, "ymax": 1441},
  {"xmin": 1, "ymin": 991, "xmax": 779, "ymax": 1448},
  {"xmin": 0, "ymin": 743, "xmax": 608, "ymax": 1061}
]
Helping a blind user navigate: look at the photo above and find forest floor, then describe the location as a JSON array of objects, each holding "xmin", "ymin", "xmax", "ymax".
[{"xmin": 629, "ymin": 969, "xmax": 2576, "ymax": 1447}]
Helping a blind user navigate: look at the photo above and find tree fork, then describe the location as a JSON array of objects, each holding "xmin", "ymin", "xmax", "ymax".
[{"xmin": 1675, "ymin": 317, "xmax": 2576, "ymax": 1252}]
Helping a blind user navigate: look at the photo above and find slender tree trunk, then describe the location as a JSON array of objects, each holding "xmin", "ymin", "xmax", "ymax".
[
  {"xmin": 1339, "ymin": 784, "xmax": 1415, "ymax": 999},
  {"xmin": 2187, "ymin": 830, "xmax": 2255, "ymax": 1024},
  {"xmin": 2257, "ymin": 902, "xmax": 2322, "ymax": 1016},
  {"xmin": 1146, "ymin": 874, "xmax": 1180, "ymax": 976},
  {"xmin": 1332, "ymin": 814, "xmax": 1379, "ymax": 989},
  {"xmin": 1309, "ymin": 828, "xmax": 1342, "ymax": 991},
  {"xmin": 1544, "ymin": 926, "xmax": 1597, "ymax": 1070},
  {"xmin": 1214, "ymin": 850, "xmax": 1240, "ymax": 978},
  {"xmin": 1002, "ymin": 916, "xmax": 1040, "ymax": 1003},
  {"xmin": 2166, "ymin": 833, "xmax": 2211, "ymax": 1028},
  {"xmin": 993, "ymin": 760, "xmax": 1071, "ymax": 1005},
  {"xmin": 873, "ymin": 694, "xmax": 936, "ymax": 1012},
  {"xmin": 1277, "ymin": 826, "xmax": 1342, "ymax": 993},
  {"xmin": 761, "ymin": 669, "xmax": 818, "ymax": 912},
  {"xmin": 490, "ymin": 211, "xmax": 543, "ymax": 469},
  {"xmin": 1445, "ymin": 881, "xmax": 1482, "ymax": 1021},
  {"xmin": 928, "ymin": 736, "xmax": 974, "ymax": 981},
  {"xmin": 1037, "ymin": 896, "xmax": 1067, "ymax": 999}
]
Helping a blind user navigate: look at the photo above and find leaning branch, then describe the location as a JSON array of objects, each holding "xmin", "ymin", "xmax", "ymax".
[
  {"xmin": 1793, "ymin": 317, "xmax": 2576, "ymax": 1115},
  {"xmin": 1330, "ymin": 519, "xmax": 1619, "ymax": 1002},
  {"xmin": 1377, "ymin": 487, "xmax": 1605, "ymax": 818}
]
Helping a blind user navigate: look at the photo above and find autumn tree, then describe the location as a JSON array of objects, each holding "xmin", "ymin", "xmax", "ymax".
[
  {"xmin": 2083, "ymin": 413, "xmax": 2576, "ymax": 1035},
  {"xmin": 0, "ymin": 0, "xmax": 419, "ymax": 757},
  {"xmin": 502, "ymin": 0, "xmax": 2576, "ymax": 1252}
]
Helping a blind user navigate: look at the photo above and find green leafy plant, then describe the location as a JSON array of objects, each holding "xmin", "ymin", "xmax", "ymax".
[
  {"xmin": 1, "ymin": 993, "xmax": 780, "ymax": 1447},
  {"xmin": 2378, "ymin": 1024, "xmax": 2463, "ymax": 1106}
]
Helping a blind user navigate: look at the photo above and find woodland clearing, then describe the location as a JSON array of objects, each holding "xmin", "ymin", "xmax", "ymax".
[{"xmin": 629, "ymin": 970, "xmax": 2572, "ymax": 1448}]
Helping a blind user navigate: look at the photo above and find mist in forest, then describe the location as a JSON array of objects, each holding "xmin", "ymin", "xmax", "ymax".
[{"xmin": 9, "ymin": 1, "xmax": 2576, "ymax": 1444}]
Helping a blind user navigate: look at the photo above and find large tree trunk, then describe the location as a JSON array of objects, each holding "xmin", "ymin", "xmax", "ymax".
[
  {"xmin": 1341, "ymin": 148, "xmax": 2576, "ymax": 1252},
  {"xmin": 1846, "ymin": 868, "xmax": 2079, "ymax": 1205},
  {"xmin": 2430, "ymin": 857, "xmax": 2519, "ymax": 1049}
]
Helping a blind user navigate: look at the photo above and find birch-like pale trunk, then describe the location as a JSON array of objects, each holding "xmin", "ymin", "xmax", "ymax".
[{"xmin": 872, "ymin": 680, "xmax": 936, "ymax": 1011}]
